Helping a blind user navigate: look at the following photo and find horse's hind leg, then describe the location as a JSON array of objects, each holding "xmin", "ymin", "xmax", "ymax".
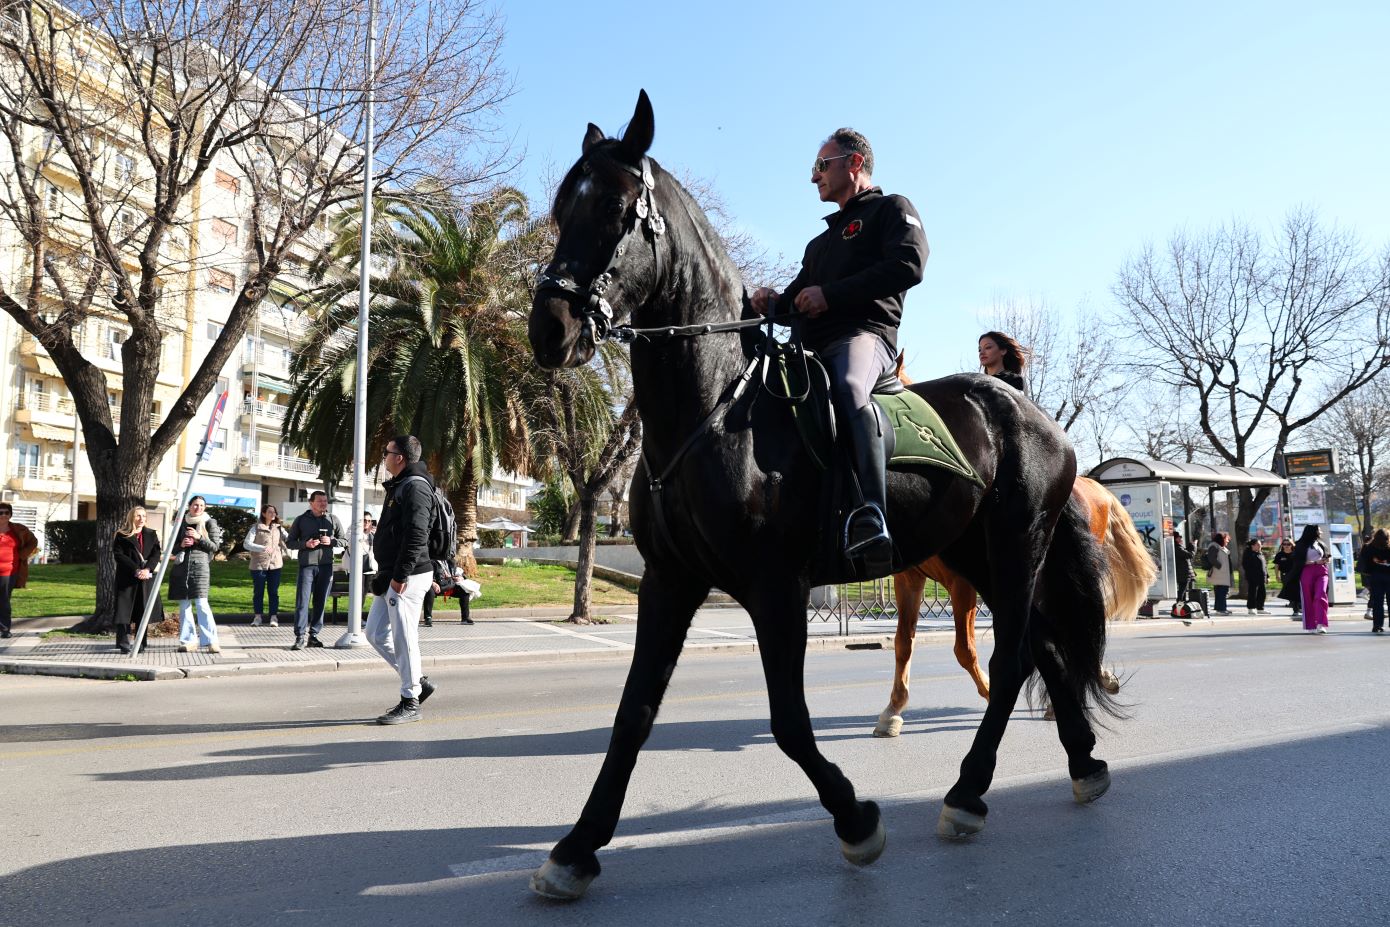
[
  {"xmin": 754, "ymin": 584, "xmax": 885, "ymax": 865},
  {"xmin": 531, "ymin": 570, "xmax": 708, "ymax": 900},
  {"xmin": 875, "ymin": 568, "xmax": 925, "ymax": 737},
  {"xmin": 943, "ymin": 570, "xmax": 990, "ymax": 701}
]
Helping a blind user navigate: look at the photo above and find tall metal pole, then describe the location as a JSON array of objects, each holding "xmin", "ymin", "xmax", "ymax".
[{"xmin": 337, "ymin": 0, "xmax": 375, "ymax": 648}]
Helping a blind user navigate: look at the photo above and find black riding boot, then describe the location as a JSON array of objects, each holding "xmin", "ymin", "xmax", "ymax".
[{"xmin": 844, "ymin": 403, "xmax": 893, "ymax": 573}]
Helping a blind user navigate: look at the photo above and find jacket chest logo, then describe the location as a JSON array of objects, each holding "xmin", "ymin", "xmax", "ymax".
[{"xmin": 842, "ymin": 219, "xmax": 864, "ymax": 240}]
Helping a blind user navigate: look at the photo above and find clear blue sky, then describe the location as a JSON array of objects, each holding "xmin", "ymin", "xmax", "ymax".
[{"xmin": 498, "ymin": 1, "xmax": 1390, "ymax": 379}]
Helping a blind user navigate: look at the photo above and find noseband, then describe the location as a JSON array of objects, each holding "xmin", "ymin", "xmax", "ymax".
[{"xmin": 535, "ymin": 156, "xmax": 667, "ymax": 345}]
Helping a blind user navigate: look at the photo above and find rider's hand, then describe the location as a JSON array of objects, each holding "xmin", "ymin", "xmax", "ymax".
[
  {"xmin": 794, "ymin": 286, "xmax": 829, "ymax": 318},
  {"xmin": 750, "ymin": 287, "xmax": 779, "ymax": 316}
]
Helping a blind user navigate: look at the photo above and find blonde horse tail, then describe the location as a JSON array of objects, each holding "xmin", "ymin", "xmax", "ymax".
[{"xmin": 1102, "ymin": 496, "xmax": 1157, "ymax": 621}]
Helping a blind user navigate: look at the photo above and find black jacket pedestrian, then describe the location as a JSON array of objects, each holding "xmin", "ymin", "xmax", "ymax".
[
  {"xmin": 1242, "ymin": 549, "xmax": 1267, "ymax": 589},
  {"xmin": 1173, "ymin": 539, "xmax": 1194, "ymax": 595},
  {"xmin": 777, "ymin": 187, "xmax": 927, "ymax": 352},
  {"xmin": 1359, "ymin": 543, "xmax": 1390, "ymax": 579},
  {"xmin": 286, "ymin": 511, "xmax": 347, "ymax": 567},
  {"xmin": 113, "ymin": 528, "xmax": 162, "ymax": 627},
  {"xmin": 372, "ymin": 460, "xmax": 435, "ymax": 595}
]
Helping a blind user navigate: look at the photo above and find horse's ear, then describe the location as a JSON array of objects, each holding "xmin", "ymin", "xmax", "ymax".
[
  {"xmin": 582, "ymin": 123, "xmax": 605, "ymax": 154},
  {"xmin": 620, "ymin": 89, "xmax": 654, "ymax": 159}
]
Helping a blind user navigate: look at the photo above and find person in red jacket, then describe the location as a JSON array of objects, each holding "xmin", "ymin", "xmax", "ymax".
[{"xmin": 0, "ymin": 503, "xmax": 40, "ymax": 639}]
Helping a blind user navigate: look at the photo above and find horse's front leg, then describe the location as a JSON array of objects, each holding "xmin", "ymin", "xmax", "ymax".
[
  {"xmin": 875, "ymin": 567, "xmax": 925, "ymax": 737},
  {"xmin": 531, "ymin": 569, "xmax": 708, "ymax": 901},
  {"xmin": 752, "ymin": 582, "xmax": 886, "ymax": 865}
]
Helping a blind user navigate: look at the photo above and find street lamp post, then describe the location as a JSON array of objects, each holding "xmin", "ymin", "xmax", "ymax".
[{"xmin": 337, "ymin": 0, "xmax": 376, "ymax": 649}]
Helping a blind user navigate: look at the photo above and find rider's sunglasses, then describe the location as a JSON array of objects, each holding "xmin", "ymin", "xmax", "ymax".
[{"xmin": 812, "ymin": 154, "xmax": 851, "ymax": 173}]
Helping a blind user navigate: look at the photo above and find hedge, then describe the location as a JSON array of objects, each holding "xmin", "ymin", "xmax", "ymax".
[{"xmin": 44, "ymin": 520, "xmax": 99, "ymax": 563}]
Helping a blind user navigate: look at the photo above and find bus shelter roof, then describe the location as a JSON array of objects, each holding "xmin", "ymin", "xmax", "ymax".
[{"xmin": 1088, "ymin": 457, "xmax": 1286, "ymax": 489}]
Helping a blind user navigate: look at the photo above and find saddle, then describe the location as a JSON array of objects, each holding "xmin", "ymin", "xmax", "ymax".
[{"xmin": 766, "ymin": 342, "xmax": 982, "ymax": 583}]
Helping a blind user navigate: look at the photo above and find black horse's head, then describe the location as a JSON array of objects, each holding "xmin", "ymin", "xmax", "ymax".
[{"xmin": 529, "ymin": 90, "xmax": 664, "ymax": 369}]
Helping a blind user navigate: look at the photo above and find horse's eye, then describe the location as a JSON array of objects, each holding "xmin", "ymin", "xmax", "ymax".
[{"xmin": 604, "ymin": 198, "xmax": 625, "ymax": 219}]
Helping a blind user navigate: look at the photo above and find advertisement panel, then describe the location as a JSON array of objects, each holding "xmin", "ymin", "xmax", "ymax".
[{"xmin": 1112, "ymin": 481, "xmax": 1173, "ymax": 599}]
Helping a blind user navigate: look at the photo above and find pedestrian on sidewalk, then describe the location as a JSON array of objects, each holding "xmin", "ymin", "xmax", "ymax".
[
  {"xmin": 1275, "ymin": 537, "xmax": 1302, "ymax": 618},
  {"xmin": 286, "ymin": 491, "xmax": 347, "ymax": 649},
  {"xmin": 244, "ymin": 504, "xmax": 289, "ymax": 627},
  {"xmin": 1294, "ymin": 524, "xmax": 1331, "ymax": 634},
  {"xmin": 113, "ymin": 506, "xmax": 161, "ymax": 654},
  {"xmin": 170, "ymin": 496, "xmax": 223, "ymax": 653},
  {"xmin": 1206, "ymin": 532, "xmax": 1233, "ymax": 615},
  {"xmin": 0, "ymin": 502, "xmax": 39, "ymax": 639},
  {"xmin": 1358, "ymin": 529, "xmax": 1390, "ymax": 633},
  {"xmin": 367, "ymin": 435, "xmax": 437, "ymax": 724},
  {"xmin": 1242, "ymin": 539, "xmax": 1269, "ymax": 615}
]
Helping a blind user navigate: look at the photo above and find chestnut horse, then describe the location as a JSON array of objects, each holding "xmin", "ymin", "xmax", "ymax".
[{"xmin": 874, "ymin": 475, "xmax": 1157, "ymax": 736}]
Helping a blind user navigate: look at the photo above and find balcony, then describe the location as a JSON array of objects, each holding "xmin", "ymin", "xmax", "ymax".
[
  {"xmin": 240, "ymin": 347, "xmax": 293, "ymax": 378},
  {"xmin": 8, "ymin": 464, "xmax": 75, "ymax": 493},
  {"xmin": 109, "ymin": 406, "xmax": 160, "ymax": 431},
  {"xmin": 235, "ymin": 452, "xmax": 319, "ymax": 478},
  {"xmin": 15, "ymin": 392, "xmax": 76, "ymax": 428},
  {"xmin": 241, "ymin": 398, "xmax": 289, "ymax": 423}
]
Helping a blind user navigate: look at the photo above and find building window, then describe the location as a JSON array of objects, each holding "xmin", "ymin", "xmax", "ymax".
[
  {"xmin": 44, "ymin": 182, "xmax": 62, "ymax": 218},
  {"xmin": 113, "ymin": 151, "xmax": 136, "ymax": 184},
  {"xmin": 214, "ymin": 170, "xmax": 240, "ymax": 196},
  {"xmin": 211, "ymin": 218, "xmax": 238, "ymax": 246},
  {"xmin": 207, "ymin": 321, "xmax": 223, "ymax": 340},
  {"xmin": 212, "ymin": 428, "xmax": 228, "ymax": 451},
  {"xmin": 207, "ymin": 269, "xmax": 235, "ymax": 294},
  {"xmin": 105, "ymin": 326, "xmax": 126, "ymax": 360},
  {"xmin": 16, "ymin": 442, "xmax": 40, "ymax": 471},
  {"xmin": 116, "ymin": 209, "xmax": 139, "ymax": 240}
]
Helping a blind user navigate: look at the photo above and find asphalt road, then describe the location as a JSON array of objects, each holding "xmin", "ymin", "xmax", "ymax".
[{"xmin": 2, "ymin": 620, "xmax": 1387, "ymax": 926}]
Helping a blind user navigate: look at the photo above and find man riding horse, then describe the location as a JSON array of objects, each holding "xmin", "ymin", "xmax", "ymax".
[{"xmin": 751, "ymin": 129, "xmax": 928, "ymax": 572}]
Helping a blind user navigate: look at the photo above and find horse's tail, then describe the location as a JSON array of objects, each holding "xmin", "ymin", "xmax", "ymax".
[
  {"xmin": 1099, "ymin": 489, "xmax": 1157, "ymax": 621},
  {"xmin": 1036, "ymin": 496, "xmax": 1121, "ymax": 718}
]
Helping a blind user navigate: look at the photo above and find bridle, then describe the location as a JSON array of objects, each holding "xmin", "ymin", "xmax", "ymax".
[
  {"xmin": 534, "ymin": 155, "xmax": 668, "ymax": 346},
  {"xmin": 535, "ymin": 154, "xmax": 765, "ymax": 346}
]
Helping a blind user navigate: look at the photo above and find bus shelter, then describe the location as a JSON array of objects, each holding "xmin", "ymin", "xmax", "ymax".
[{"xmin": 1087, "ymin": 457, "xmax": 1287, "ymax": 601}]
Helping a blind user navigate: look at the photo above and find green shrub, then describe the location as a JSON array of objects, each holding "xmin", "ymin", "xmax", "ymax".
[
  {"xmin": 45, "ymin": 520, "xmax": 98, "ymax": 563},
  {"xmin": 206, "ymin": 506, "xmax": 257, "ymax": 557}
]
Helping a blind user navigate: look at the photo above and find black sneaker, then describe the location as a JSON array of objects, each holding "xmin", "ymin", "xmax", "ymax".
[
  {"xmin": 419, "ymin": 677, "xmax": 436, "ymax": 705},
  {"xmin": 291, "ymin": 637, "xmax": 306, "ymax": 651},
  {"xmin": 422, "ymin": 617, "xmax": 433, "ymax": 628},
  {"xmin": 377, "ymin": 697, "xmax": 421, "ymax": 725},
  {"xmin": 307, "ymin": 636, "xmax": 325, "ymax": 648},
  {"xmin": 460, "ymin": 615, "xmax": 475, "ymax": 626}
]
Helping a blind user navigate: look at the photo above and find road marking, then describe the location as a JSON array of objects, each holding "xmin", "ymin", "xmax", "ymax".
[{"xmin": 534, "ymin": 622, "xmax": 633, "ymax": 648}]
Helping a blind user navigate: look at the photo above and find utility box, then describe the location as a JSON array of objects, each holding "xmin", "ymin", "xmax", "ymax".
[{"xmin": 1327, "ymin": 524, "xmax": 1358, "ymax": 605}]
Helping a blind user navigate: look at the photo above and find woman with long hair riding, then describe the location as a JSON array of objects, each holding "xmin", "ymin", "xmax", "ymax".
[{"xmin": 977, "ymin": 331, "xmax": 1028, "ymax": 392}]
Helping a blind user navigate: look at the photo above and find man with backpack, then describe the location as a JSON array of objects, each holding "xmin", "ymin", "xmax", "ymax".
[{"xmin": 367, "ymin": 434, "xmax": 440, "ymax": 724}]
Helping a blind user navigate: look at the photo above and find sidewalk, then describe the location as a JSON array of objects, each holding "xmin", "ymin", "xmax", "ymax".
[{"xmin": 0, "ymin": 601, "xmax": 1375, "ymax": 681}]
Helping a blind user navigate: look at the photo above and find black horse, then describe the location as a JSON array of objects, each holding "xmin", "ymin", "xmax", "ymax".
[{"xmin": 526, "ymin": 91, "xmax": 1116, "ymax": 900}]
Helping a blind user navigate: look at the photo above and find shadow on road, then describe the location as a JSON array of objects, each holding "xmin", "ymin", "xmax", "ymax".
[{"xmin": 4, "ymin": 723, "xmax": 1386, "ymax": 927}]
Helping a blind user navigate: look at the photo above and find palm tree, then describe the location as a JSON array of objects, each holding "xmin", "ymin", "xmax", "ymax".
[{"xmin": 284, "ymin": 186, "xmax": 542, "ymax": 574}]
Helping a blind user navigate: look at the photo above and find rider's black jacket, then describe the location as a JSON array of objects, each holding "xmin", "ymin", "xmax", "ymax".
[{"xmin": 777, "ymin": 187, "xmax": 928, "ymax": 352}]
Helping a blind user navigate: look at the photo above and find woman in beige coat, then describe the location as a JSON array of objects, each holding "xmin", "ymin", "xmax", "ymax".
[{"xmin": 244, "ymin": 504, "xmax": 289, "ymax": 626}]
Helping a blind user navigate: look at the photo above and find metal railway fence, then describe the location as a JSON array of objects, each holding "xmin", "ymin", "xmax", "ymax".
[{"xmin": 807, "ymin": 576, "xmax": 994, "ymax": 636}]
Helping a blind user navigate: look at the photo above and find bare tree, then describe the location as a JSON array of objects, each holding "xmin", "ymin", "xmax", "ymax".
[
  {"xmin": 0, "ymin": 0, "xmax": 510, "ymax": 625},
  {"xmin": 1307, "ymin": 380, "xmax": 1390, "ymax": 532},
  {"xmin": 1113, "ymin": 209, "xmax": 1390, "ymax": 576}
]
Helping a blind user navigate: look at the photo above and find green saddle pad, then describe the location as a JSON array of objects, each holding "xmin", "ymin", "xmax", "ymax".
[
  {"xmin": 776, "ymin": 350, "xmax": 982, "ymax": 486},
  {"xmin": 873, "ymin": 391, "xmax": 982, "ymax": 486}
]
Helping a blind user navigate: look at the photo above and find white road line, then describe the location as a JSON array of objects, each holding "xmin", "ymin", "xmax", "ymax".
[{"xmin": 532, "ymin": 621, "xmax": 633, "ymax": 648}]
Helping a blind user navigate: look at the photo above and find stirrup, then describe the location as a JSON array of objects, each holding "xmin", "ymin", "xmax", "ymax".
[{"xmin": 844, "ymin": 503, "xmax": 891, "ymax": 557}]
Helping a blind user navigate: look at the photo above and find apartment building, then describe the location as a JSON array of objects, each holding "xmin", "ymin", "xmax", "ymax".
[{"xmin": 0, "ymin": 7, "xmax": 531, "ymax": 554}]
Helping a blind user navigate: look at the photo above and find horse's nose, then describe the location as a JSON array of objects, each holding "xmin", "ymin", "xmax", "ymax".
[{"xmin": 529, "ymin": 295, "xmax": 576, "ymax": 368}]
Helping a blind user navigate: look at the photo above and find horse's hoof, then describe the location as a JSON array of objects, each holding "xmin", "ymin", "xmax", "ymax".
[
  {"xmin": 937, "ymin": 804, "xmax": 986, "ymax": 838},
  {"xmin": 1072, "ymin": 768, "xmax": 1111, "ymax": 804},
  {"xmin": 873, "ymin": 709, "xmax": 903, "ymax": 738},
  {"xmin": 529, "ymin": 859, "xmax": 594, "ymax": 901},
  {"xmin": 840, "ymin": 816, "xmax": 887, "ymax": 865},
  {"xmin": 1100, "ymin": 668, "xmax": 1121, "ymax": 694}
]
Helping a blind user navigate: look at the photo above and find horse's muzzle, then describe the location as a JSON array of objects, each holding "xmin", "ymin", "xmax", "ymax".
[{"xmin": 529, "ymin": 294, "xmax": 594, "ymax": 369}]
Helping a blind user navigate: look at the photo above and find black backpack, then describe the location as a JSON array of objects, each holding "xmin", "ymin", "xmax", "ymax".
[{"xmin": 399, "ymin": 475, "xmax": 458, "ymax": 568}]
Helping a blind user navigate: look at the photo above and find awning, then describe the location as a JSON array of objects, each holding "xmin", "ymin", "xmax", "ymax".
[
  {"xmin": 1088, "ymin": 457, "xmax": 1286, "ymax": 489},
  {"xmin": 244, "ymin": 371, "xmax": 294, "ymax": 395},
  {"xmin": 198, "ymin": 494, "xmax": 259, "ymax": 510},
  {"xmin": 478, "ymin": 517, "xmax": 527, "ymax": 532},
  {"xmin": 28, "ymin": 422, "xmax": 77, "ymax": 442}
]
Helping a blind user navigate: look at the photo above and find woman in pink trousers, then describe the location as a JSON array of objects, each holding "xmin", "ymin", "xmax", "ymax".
[{"xmin": 1296, "ymin": 524, "xmax": 1330, "ymax": 634}]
